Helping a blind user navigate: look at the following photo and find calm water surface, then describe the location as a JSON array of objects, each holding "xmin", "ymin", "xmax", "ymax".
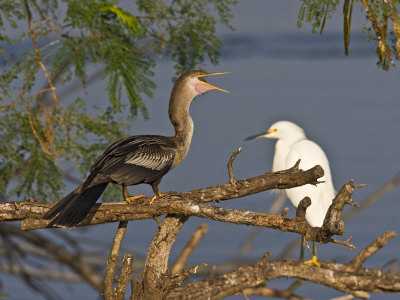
[{"xmin": 2, "ymin": 1, "xmax": 400, "ymax": 299}]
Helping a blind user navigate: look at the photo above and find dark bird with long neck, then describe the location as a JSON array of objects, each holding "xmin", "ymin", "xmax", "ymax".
[{"xmin": 43, "ymin": 70, "xmax": 229, "ymax": 227}]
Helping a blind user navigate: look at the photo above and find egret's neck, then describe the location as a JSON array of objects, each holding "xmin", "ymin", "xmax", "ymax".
[
  {"xmin": 168, "ymin": 87, "xmax": 195, "ymax": 168},
  {"xmin": 282, "ymin": 134, "xmax": 305, "ymax": 147}
]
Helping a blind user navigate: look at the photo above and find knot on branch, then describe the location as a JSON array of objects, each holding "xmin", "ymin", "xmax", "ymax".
[
  {"xmin": 322, "ymin": 181, "xmax": 361, "ymax": 236},
  {"xmin": 295, "ymin": 197, "xmax": 311, "ymax": 220},
  {"xmin": 307, "ymin": 180, "xmax": 363, "ymax": 247},
  {"xmin": 227, "ymin": 147, "xmax": 242, "ymax": 186},
  {"xmin": 291, "ymin": 180, "xmax": 362, "ymax": 249},
  {"xmin": 256, "ymin": 252, "xmax": 271, "ymax": 267}
]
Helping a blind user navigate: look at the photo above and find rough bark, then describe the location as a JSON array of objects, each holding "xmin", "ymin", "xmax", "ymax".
[
  {"xmin": 1, "ymin": 156, "xmax": 399, "ymax": 299},
  {"xmin": 165, "ymin": 232, "xmax": 399, "ymax": 300},
  {"xmin": 0, "ymin": 161, "xmax": 323, "ymax": 230}
]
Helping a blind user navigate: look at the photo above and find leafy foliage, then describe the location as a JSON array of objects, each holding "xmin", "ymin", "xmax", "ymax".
[
  {"xmin": 297, "ymin": 0, "xmax": 340, "ymax": 34},
  {"xmin": 297, "ymin": 0, "xmax": 400, "ymax": 70},
  {"xmin": 0, "ymin": 0, "xmax": 236, "ymax": 201}
]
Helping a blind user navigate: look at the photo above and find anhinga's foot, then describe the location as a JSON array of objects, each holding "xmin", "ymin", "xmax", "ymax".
[
  {"xmin": 149, "ymin": 192, "xmax": 164, "ymax": 205},
  {"xmin": 124, "ymin": 194, "xmax": 145, "ymax": 204},
  {"xmin": 304, "ymin": 255, "xmax": 321, "ymax": 268}
]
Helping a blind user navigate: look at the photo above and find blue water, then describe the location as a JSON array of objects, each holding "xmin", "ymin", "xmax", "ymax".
[{"xmin": 2, "ymin": 1, "xmax": 400, "ymax": 299}]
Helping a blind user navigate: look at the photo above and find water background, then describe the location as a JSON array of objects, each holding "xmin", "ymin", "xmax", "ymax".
[{"xmin": 2, "ymin": 1, "xmax": 400, "ymax": 299}]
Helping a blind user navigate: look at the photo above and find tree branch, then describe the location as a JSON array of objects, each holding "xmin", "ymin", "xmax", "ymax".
[
  {"xmin": 0, "ymin": 224, "xmax": 103, "ymax": 292},
  {"xmin": 171, "ymin": 224, "xmax": 208, "ymax": 274},
  {"xmin": 2, "ymin": 162, "xmax": 324, "ymax": 229},
  {"xmin": 104, "ymin": 221, "xmax": 129, "ymax": 300},
  {"xmin": 1, "ymin": 167, "xmax": 361, "ymax": 249},
  {"xmin": 114, "ymin": 254, "xmax": 134, "ymax": 300},
  {"xmin": 166, "ymin": 233, "xmax": 400, "ymax": 299},
  {"xmin": 140, "ymin": 215, "xmax": 188, "ymax": 299}
]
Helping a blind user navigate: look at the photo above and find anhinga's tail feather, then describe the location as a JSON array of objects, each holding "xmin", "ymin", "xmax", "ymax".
[{"xmin": 43, "ymin": 183, "xmax": 108, "ymax": 228}]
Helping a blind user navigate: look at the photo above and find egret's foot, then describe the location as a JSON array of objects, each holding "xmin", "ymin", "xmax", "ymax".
[
  {"xmin": 149, "ymin": 192, "xmax": 164, "ymax": 205},
  {"xmin": 124, "ymin": 194, "xmax": 145, "ymax": 204},
  {"xmin": 304, "ymin": 255, "xmax": 321, "ymax": 267}
]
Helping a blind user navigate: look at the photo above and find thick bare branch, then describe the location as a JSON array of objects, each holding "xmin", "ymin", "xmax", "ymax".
[
  {"xmin": 140, "ymin": 215, "xmax": 188, "ymax": 299},
  {"xmin": 104, "ymin": 221, "xmax": 129, "ymax": 300},
  {"xmin": 4, "ymin": 179, "xmax": 361, "ymax": 251},
  {"xmin": 166, "ymin": 242, "xmax": 400, "ymax": 300},
  {"xmin": 2, "ymin": 163, "xmax": 324, "ymax": 229}
]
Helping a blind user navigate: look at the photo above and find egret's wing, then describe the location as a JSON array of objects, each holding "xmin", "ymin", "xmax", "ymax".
[{"xmin": 285, "ymin": 139, "xmax": 335, "ymax": 227}]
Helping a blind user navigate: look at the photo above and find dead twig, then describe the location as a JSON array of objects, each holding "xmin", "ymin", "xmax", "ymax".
[
  {"xmin": 166, "ymin": 232, "xmax": 399, "ymax": 299},
  {"xmin": 171, "ymin": 224, "xmax": 208, "ymax": 274},
  {"xmin": 227, "ymin": 147, "xmax": 242, "ymax": 186}
]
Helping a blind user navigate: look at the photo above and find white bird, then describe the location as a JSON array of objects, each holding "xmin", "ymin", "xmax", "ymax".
[{"xmin": 246, "ymin": 120, "xmax": 335, "ymax": 266}]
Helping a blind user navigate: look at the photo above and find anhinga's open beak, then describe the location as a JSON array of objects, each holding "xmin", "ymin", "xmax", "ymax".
[{"xmin": 198, "ymin": 72, "xmax": 230, "ymax": 93}]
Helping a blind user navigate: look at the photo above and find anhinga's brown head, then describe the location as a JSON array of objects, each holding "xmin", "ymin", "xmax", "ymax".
[{"xmin": 171, "ymin": 70, "xmax": 230, "ymax": 101}]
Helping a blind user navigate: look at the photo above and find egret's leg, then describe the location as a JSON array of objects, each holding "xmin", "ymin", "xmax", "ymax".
[
  {"xmin": 304, "ymin": 241, "xmax": 321, "ymax": 267},
  {"xmin": 123, "ymin": 185, "xmax": 145, "ymax": 203},
  {"xmin": 299, "ymin": 235, "xmax": 305, "ymax": 261}
]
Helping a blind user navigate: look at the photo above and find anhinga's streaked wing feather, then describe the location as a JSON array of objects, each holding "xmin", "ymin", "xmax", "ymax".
[{"xmin": 87, "ymin": 135, "xmax": 175, "ymax": 187}]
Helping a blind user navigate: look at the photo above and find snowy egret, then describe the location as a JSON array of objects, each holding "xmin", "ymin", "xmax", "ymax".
[{"xmin": 246, "ymin": 120, "xmax": 335, "ymax": 267}]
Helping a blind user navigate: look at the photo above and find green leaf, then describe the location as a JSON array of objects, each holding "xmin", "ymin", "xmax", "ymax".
[{"xmin": 97, "ymin": 5, "xmax": 139, "ymax": 35}]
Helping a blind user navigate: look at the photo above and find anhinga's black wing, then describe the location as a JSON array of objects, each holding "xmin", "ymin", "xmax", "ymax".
[
  {"xmin": 43, "ymin": 135, "xmax": 176, "ymax": 227},
  {"xmin": 86, "ymin": 135, "xmax": 176, "ymax": 188}
]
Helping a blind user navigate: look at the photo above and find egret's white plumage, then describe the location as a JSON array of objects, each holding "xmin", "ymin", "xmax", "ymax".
[
  {"xmin": 247, "ymin": 120, "xmax": 335, "ymax": 227},
  {"xmin": 246, "ymin": 120, "xmax": 336, "ymax": 266}
]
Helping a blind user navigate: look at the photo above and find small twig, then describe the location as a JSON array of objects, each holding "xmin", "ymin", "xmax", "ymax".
[
  {"xmin": 344, "ymin": 172, "xmax": 400, "ymax": 221},
  {"xmin": 280, "ymin": 207, "xmax": 289, "ymax": 217},
  {"xmin": 23, "ymin": 0, "xmax": 59, "ymax": 108},
  {"xmin": 33, "ymin": 2, "xmax": 69, "ymax": 38},
  {"xmin": 228, "ymin": 147, "xmax": 242, "ymax": 186},
  {"xmin": 280, "ymin": 173, "xmax": 399, "ymax": 259},
  {"xmin": 171, "ymin": 224, "xmax": 208, "ymax": 274},
  {"xmin": 287, "ymin": 279, "xmax": 305, "ymax": 294},
  {"xmin": 0, "ymin": 224, "xmax": 102, "ymax": 291},
  {"xmin": 331, "ymin": 295, "xmax": 354, "ymax": 300},
  {"xmin": 330, "ymin": 236, "xmax": 355, "ymax": 250},
  {"xmin": 104, "ymin": 221, "xmax": 129, "ymax": 300},
  {"xmin": 169, "ymin": 263, "xmax": 208, "ymax": 287},
  {"xmin": 33, "ymin": 87, "xmax": 56, "ymax": 100},
  {"xmin": 346, "ymin": 231, "xmax": 396, "ymax": 269},
  {"xmin": 242, "ymin": 287, "xmax": 308, "ymax": 300}
]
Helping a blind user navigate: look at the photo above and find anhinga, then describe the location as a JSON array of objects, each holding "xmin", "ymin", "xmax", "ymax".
[
  {"xmin": 43, "ymin": 70, "xmax": 229, "ymax": 227},
  {"xmin": 246, "ymin": 120, "xmax": 335, "ymax": 267}
]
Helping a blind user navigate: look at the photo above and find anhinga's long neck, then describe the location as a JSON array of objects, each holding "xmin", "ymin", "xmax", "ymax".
[{"xmin": 168, "ymin": 84, "xmax": 195, "ymax": 169}]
